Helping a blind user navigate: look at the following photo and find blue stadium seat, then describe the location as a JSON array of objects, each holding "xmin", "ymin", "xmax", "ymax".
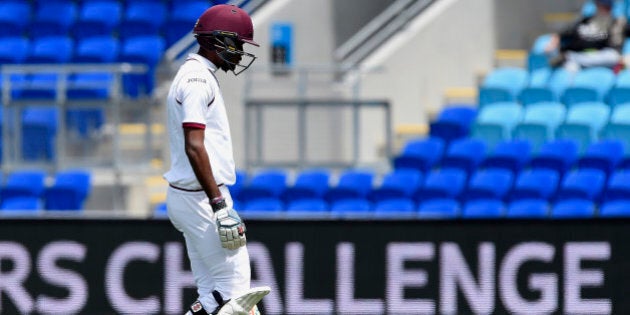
[
  {"xmin": 164, "ymin": 1, "xmax": 210, "ymax": 46},
  {"xmin": 604, "ymin": 170, "xmax": 630, "ymax": 202},
  {"xmin": 0, "ymin": 170, "xmax": 47, "ymax": 206},
  {"xmin": 21, "ymin": 107, "xmax": 58, "ymax": 161},
  {"xmin": 0, "ymin": 197, "xmax": 41, "ymax": 212},
  {"xmin": 417, "ymin": 198, "xmax": 459, "ymax": 218},
  {"xmin": 30, "ymin": 2, "xmax": 78, "ymax": 38},
  {"xmin": 69, "ymin": 36, "xmax": 120, "ymax": 101},
  {"xmin": 528, "ymin": 34, "xmax": 553, "ymax": 71},
  {"xmin": 325, "ymin": 169, "xmax": 374, "ymax": 203},
  {"xmin": 372, "ymin": 198, "xmax": 416, "ymax": 218},
  {"xmin": 512, "ymin": 102, "xmax": 566, "ymax": 151},
  {"xmin": 368, "ymin": 169, "xmax": 423, "ymax": 202},
  {"xmin": 510, "ymin": 169, "xmax": 560, "ymax": 201},
  {"xmin": 429, "ymin": 106, "xmax": 477, "ymax": 143},
  {"xmin": 0, "ymin": 1, "xmax": 30, "ymax": 37},
  {"xmin": 556, "ymin": 169, "xmax": 606, "ymax": 202},
  {"xmin": 556, "ymin": 102, "xmax": 610, "ymax": 151},
  {"xmin": 601, "ymin": 104, "xmax": 630, "ymax": 150},
  {"xmin": 119, "ymin": 35, "xmax": 166, "ymax": 97},
  {"xmin": 461, "ymin": 199, "xmax": 504, "ymax": 218},
  {"xmin": 21, "ymin": 36, "xmax": 74, "ymax": 99},
  {"xmin": 528, "ymin": 139, "xmax": 580, "ymax": 175},
  {"xmin": 463, "ymin": 168, "xmax": 514, "ymax": 202},
  {"xmin": 470, "ymin": 102, "xmax": 522, "ymax": 147},
  {"xmin": 599, "ymin": 200, "xmax": 630, "ymax": 217},
  {"xmin": 607, "ymin": 70, "xmax": 630, "ymax": 107},
  {"xmin": 479, "ymin": 140, "xmax": 532, "ymax": 173},
  {"xmin": 243, "ymin": 198, "xmax": 284, "ymax": 212},
  {"xmin": 551, "ymin": 199, "xmax": 595, "ymax": 218},
  {"xmin": 576, "ymin": 140, "xmax": 624, "ymax": 175},
  {"xmin": 506, "ymin": 199, "xmax": 549, "ymax": 218},
  {"xmin": 392, "ymin": 137, "xmax": 445, "ymax": 172},
  {"xmin": 154, "ymin": 202, "xmax": 167, "ymax": 216},
  {"xmin": 228, "ymin": 170, "xmax": 248, "ymax": 202},
  {"xmin": 237, "ymin": 169, "xmax": 287, "ymax": 203},
  {"xmin": 73, "ymin": 1, "xmax": 123, "ymax": 39},
  {"xmin": 561, "ymin": 67, "xmax": 615, "ymax": 107},
  {"xmin": 478, "ymin": 67, "xmax": 528, "ymax": 107},
  {"xmin": 43, "ymin": 169, "xmax": 91, "ymax": 211},
  {"xmin": 440, "ymin": 138, "xmax": 487, "ymax": 175},
  {"xmin": 330, "ymin": 198, "xmax": 372, "ymax": 218},
  {"xmin": 414, "ymin": 168, "xmax": 467, "ymax": 203},
  {"xmin": 281, "ymin": 169, "xmax": 330, "ymax": 203},
  {"xmin": 519, "ymin": 68, "xmax": 571, "ymax": 106},
  {"xmin": 0, "ymin": 37, "xmax": 29, "ymax": 64},
  {"xmin": 287, "ymin": 198, "xmax": 329, "ymax": 212},
  {"xmin": 119, "ymin": 2, "xmax": 167, "ymax": 39}
]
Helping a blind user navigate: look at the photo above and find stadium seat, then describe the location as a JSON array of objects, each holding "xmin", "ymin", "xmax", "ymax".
[
  {"xmin": 69, "ymin": 36, "xmax": 120, "ymax": 101},
  {"xmin": 281, "ymin": 169, "xmax": 330, "ymax": 203},
  {"xmin": 30, "ymin": 2, "xmax": 78, "ymax": 38},
  {"xmin": 528, "ymin": 34, "xmax": 553, "ymax": 71},
  {"xmin": 0, "ymin": 197, "xmax": 41, "ymax": 212},
  {"xmin": 576, "ymin": 140, "xmax": 624, "ymax": 175},
  {"xmin": 330, "ymin": 198, "xmax": 372, "ymax": 218},
  {"xmin": 0, "ymin": 170, "xmax": 47, "ymax": 206},
  {"xmin": 164, "ymin": 1, "xmax": 210, "ymax": 46},
  {"xmin": 119, "ymin": 2, "xmax": 167, "ymax": 39},
  {"xmin": 21, "ymin": 107, "xmax": 58, "ymax": 161},
  {"xmin": 392, "ymin": 137, "xmax": 445, "ymax": 172},
  {"xmin": 429, "ymin": 106, "xmax": 477, "ymax": 143},
  {"xmin": 21, "ymin": 36, "xmax": 74, "ymax": 99},
  {"xmin": 601, "ymin": 103, "xmax": 630, "ymax": 150},
  {"xmin": 43, "ymin": 169, "xmax": 91, "ymax": 210},
  {"xmin": 368, "ymin": 169, "xmax": 423, "ymax": 202},
  {"xmin": 512, "ymin": 102, "xmax": 566, "ymax": 151},
  {"xmin": 0, "ymin": 37, "xmax": 29, "ymax": 64},
  {"xmin": 528, "ymin": 139, "xmax": 580, "ymax": 175},
  {"xmin": 561, "ymin": 67, "xmax": 615, "ymax": 107},
  {"xmin": 506, "ymin": 199, "xmax": 549, "ymax": 218},
  {"xmin": 462, "ymin": 168, "xmax": 514, "ymax": 202},
  {"xmin": 228, "ymin": 170, "xmax": 248, "ymax": 202},
  {"xmin": 414, "ymin": 168, "xmax": 467, "ymax": 203},
  {"xmin": 470, "ymin": 102, "xmax": 522, "ymax": 147},
  {"xmin": 372, "ymin": 198, "xmax": 416, "ymax": 218},
  {"xmin": 599, "ymin": 200, "xmax": 630, "ymax": 217},
  {"xmin": 286, "ymin": 198, "xmax": 329, "ymax": 212},
  {"xmin": 73, "ymin": 1, "xmax": 123, "ymax": 39},
  {"xmin": 604, "ymin": 170, "xmax": 630, "ymax": 202},
  {"xmin": 237, "ymin": 169, "xmax": 287, "ymax": 203},
  {"xmin": 417, "ymin": 198, "xmax": 460, "ymax": 218},
  {"xmin": 556, "ymin": 102, "xmax": 610, "ymax": 151},
  {"xmin": 556, "ymin": 169, "xmax": 606, "ymax": 202},
  {"xmin": 440, "ymin": 138, "xmax": 487, "ymax": 175},
  {"xmin": 461, "ymin": 199, "xmax": 504, "ymax": 218},
  {"xmin": 509, "ymin": 169, "xmax": 560, "ymax": 201},
  {"xmin": 119, "ymin": 35, "xmax": 166, "ymax": 97},
  {"xmin": 607, "ymin": 70, "xmax": 630, "ymax": 107},
  {"xmin": 479, "ymin": 140, "xmax": 532, "ymax": 173},
  {"xmin": 551, "ymin": 199, "xmax": 595, "ymax": 218},
  {"xmin": 0, "ymin": 1, "xmax": 30, "ymax": 37},
  {"xmin": 243, "ymin": 198, "xmax": 284, "ymax": 212},
  {"xmin": 478, "ymin": 67, "xmax": 528, "ymax": 107},
  {"xmin": 324, "ymin": 169, "xmax": 374, "ymax": 203},
  {"xmin": 153, "ymin": 202, "xmax": 167, "ymax": 217},
  {"xmin": 518, "ymin": 68, "xmax": 571, "ymax": 106}
]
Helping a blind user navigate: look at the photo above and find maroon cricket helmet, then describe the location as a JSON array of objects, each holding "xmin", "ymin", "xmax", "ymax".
[{"xmin": 193, "ymin": 4, "xmax": 259, "ymax": 47}]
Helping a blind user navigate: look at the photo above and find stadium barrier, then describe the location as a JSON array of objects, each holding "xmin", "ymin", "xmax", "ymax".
[{"xmin": 0, "ymin": 218, "xmax": 626, "ymax": 314}]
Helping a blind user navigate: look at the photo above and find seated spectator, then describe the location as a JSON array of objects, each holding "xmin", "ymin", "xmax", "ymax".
[{"xmin": 545, "ymin": 0, "xmax": 626, "ymax": 72}]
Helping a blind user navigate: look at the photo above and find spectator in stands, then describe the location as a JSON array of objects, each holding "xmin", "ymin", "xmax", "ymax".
[{"xmin": 545, "ymin": 0, "xmax": 626, "ymax": 72}]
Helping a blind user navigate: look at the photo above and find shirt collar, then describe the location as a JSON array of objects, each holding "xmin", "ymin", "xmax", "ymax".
[{"xmin": 187, "ymin": 53, "xmax": 218, "ymax": 73}]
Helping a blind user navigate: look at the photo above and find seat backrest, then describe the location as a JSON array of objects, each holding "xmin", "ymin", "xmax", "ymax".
[
  {"xmin": 244, "ymin": 198, "xmax": 284, "ymax": 211},
  {"xmin": 373, "ymin": 198, "xmax": 415, "ymax": 212},
  {"xmin": 287, "ymin": 198, "xmax": 328, "ymax": 212},
  {"xmin": 570, "ymin": 67, "xmax": 616, "ymax": 95},
  {"xmin": 79, "ymin": 1, "xmax": 122, "ymax": 25},
  {"xmin": 482, "ymin": 67, "xmax": 529, "ymax": 93},
  {"xmin": 28, "ymin": 36, "xmax": 74, "ymax": 63},
  {"xmin": 610, "ymin": 103, "xmax": 630, "ymax": 124},
  {"xmin": 75, "ymin": 36, "xmax": 119, "ymax": 63},
  {"xmin": 336, "ymin": 170, "xmax": 374, "ymax": 195},
  {"xmin": 401, "ymin": 137, "xmax": 445, "ymax": 157},
  {"xmin": 170, "ymin": 1, "xmax": 210, "ymax": 21},
  {"xmin": 614, "ymin": 69, "xmax": 630, "ymax": 88},
  {"xmin": 294, "ymin": 169, "xmax": 330, "ymax": 190},
  {"xmin": 531, "ymin": 34, "xmax": 554, "ymax": 54},
  {"xmin": 35, "ymin": 2, "xmax": 77, "ymax": 25},
  {"xmin": 330, "ymin": 198, "xmax": 371, "ymax": 212},
  {"xmin": 0, "ymin": 37, "xmax": 29, "ymax": 63},
  {"xmin": 491, "ymin": 140, "xmax": 532, "ymax": 157},
  {"xmin": 506, "ymin": 199, "xmax": 549, "ymax": 217},
  {"xmin": 445, "ymin": 138, "xmax": 487, "ymax": 161},
  {"xmin": 547, "ymin": 68, "xmax": 572, "ymax": 99},
  {"xmin": 514, "ymin": 169, "xmax": 559, "ymax": 198},
  {"xmin": 564, "ymin": 102, "xmax": 610, "ymax": 129},
  {"xmin": 125, "ymin": 2, "xmax": 167, "ymax": 25},
  {"xmin": 120, "ymin": 35, "xmax": 165, "ymax": 66},
  {"xmin": 437, "ymin": 106, "xmax": 477, "ymax": 124},
  {"xmin": 582, "ymin": 139, "xmax": 625, "ymax": 163},
  {"xmin": 552, "ymin": 199, "xmax": 595, "ymax": 218},
  {"xmin": 521, "ymin": 102, "xmax": 566, "ymax": 126},
  {"xmin": 527, "ymin": 67, "xmax": 552, "ymax": 88},
  {"xmin": 475, "ymin": 102, "xmax": 522, "ymax": 126},
  {"xmin": 380, "ymin": 169, "xmax": 423, "ymax": 193}
]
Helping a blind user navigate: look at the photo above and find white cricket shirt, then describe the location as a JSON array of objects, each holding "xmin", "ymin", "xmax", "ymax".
[{"xmin": 163, "ymin": 53, "xmax": 236, "ymax": 189}]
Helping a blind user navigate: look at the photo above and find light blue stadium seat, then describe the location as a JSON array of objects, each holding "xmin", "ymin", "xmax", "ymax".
[
  {"xmin": 529, "ymin": 139, "xmax": 580, "ymax": 175},
  {"xmin": 463, "ymin": 168, "xmax": 514, "ymax": 202},
  {"xmin": 462, "ymin": 199, "xmax": 504, "ymax": 218},
  {"xmin": 510, "ymin": 169, "xmax": 560, "ymax": 201},
  {"xmin": 119, "ymin": 2, "xmax": 167, "ymax": 39},
  {"xmin": 417, "ymin": 198, "xmax": 459, "ymax": 219},
  {"xmin": 551, "ymin": 199, "xmax": 596, "ymax": 218},
  {"xmin": 601, "ymin": 103, "xmax": 630, "ymax": 150},
  {"xmin": 556, "ymin": 102, "xmax": 610, "ymax": 151},
  {"xmin": 30, "ymin": 2, "xmax": 78, "ymax": 38},
  {"xmin": 392, "ymin": 137, "xmax": 445, "ymax": 172},
  {"xmin": 429, "ymin": 106, "xmax": 477, "ymax": 143},
  {"xmin": 0, "ymin": 1, "xmax": 30, "ymax": 37},
  {"xmin": 281, "ymin": 169, "xmax": 330, "ymax": 204},
  {"xmin": 577, "ymin": 140, "xmax": 625, "ymax": 176},
  {"xmin": 237, "ymin": 169, "xmax": 288, "ymax": 203},
  {"xmin": 73, "ymin": 1, "xmax": 123, "ymax": 39},
  {"xmin": 528, "ymin": 34, "xmax": 553, "ymax": 72},
  {"xmin": 599, "ymin": 200, "xmax": 630, "ymax": 217},
  {"xmin": 478, "ymin": 67, "xmax": 529, "ymax": 107},
  {"xmin": 414, "ymin": 168, "xmax": 467, "ymax": 203},
  {"xmin": 506, "ymin": 199, "xmax": 549, "ymax": 218},
  {"xmin": 607, "ymin": 70, "xmax": 630, "ymax": 107},
  {"xmin": 324, "ymin": 169, "xmax": 374, "ymax": 203},
  {"xmin": 512, "ymin": 102, "xmax": 566, "ymax": 150},
  {"xmin": 479, "ymin": 140, "xmax": 532, "ymax": 173},
  {"xmin": 440, "ymin": 138, "xmax": 487, "ymax": 175},
  {"xmin": 372, "ymin": 198, "xmax": 416, "ymax": 218},
  {"xmin": 561, "ymin": 67, "xmax": 615, "ymax": 107},
  {"xmin": 368, "ymin": 169, "xmax": 423, "ymax": 202},
  {"xmin": 44, "ymin": 169, "xmax": 91, "ymax": 211},
  {"xmin": 470, "ymin": 102, "xmax": 522, "ymax": 147},
  {"xmin": 604, "ymin": 170, "xmax": 630, "ymax": 202},
  {"xmin": 519, "ymin": 68, "xmax": 571, "ymax": 106},
  {"xmin": 556, "ymin": 169, "xmax": 607, "ymax": 202}
]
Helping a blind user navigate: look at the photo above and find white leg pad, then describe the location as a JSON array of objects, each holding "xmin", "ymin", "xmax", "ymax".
[{"xmin": 216, "ymin": 286, "xmax": 271, "ymax": 315}]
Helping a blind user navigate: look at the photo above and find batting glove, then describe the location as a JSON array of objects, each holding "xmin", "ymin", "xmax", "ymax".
[{"xmin": 212, "ymin": 197, "xmax": 247, "ymax": 250}]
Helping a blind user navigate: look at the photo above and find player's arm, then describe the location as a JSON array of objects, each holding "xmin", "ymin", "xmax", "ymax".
[{"xmin": 184, "ymin": 127, "xmax": 222, "ymax": 199}]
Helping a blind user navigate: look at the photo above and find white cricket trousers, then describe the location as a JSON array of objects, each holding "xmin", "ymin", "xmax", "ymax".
[{"xmin": 166, "ymin": 185, "xmax": 251, "ymax": 311}]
